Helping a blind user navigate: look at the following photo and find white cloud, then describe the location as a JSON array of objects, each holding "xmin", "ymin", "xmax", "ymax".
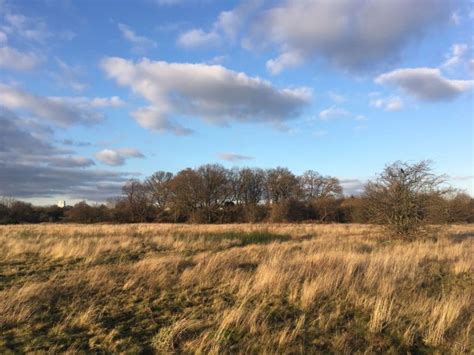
[
  {"xmin": 3, "ymin": 12, "xmax": 50, "ymax": 42},
  {"xmin": 441, "ymin": 43, "xmax": 470, "ymax": 71},
  {"xmin": 177, "ymin": 28, "xmax": 220, "ymax": 48},
  {"xmin": 0, "ymin": 46, "xmax": 40, "ymax": 70},
  {"xmin": 101, "ymin": 57, "xmax": 311, "ymax": 134},
  {"xmin": 375, "ymin": 67, "xmax": 473, "ymax": 101},
  {"xmin": 115, "ymin": 148, "xmax": 144, "ymax": 158},
  {"xmin": 0, "ymin": 31, "xmax": 7, "ymax": 43},
  {"xmin": 177, "ymin": 0, "xmax": 263, "ymax": 48},
  {"xmin": 266, "ymin": 51, "xmax": 303, "ymax": 75},
  {"xmin": 218, "ymin": 152, "xmax": 254, "ymax": 161},
  {"xmin": 118, "ymin": 23, "xmax": 157, "ymax": 53},
  {"xmin": 95, "ymin": 150, "xmax": 125, "ymax": 166},
  {"xmin": 370, "ymin": 96, "xmax": 404, "ymax": 111},
  {"xmin": 95, "ymin": 148, "xmax": 144, "ymax": 166},
  {"xmin": 319, "ymin": 106, "xmax": 349, "ymax": 120},
  {"xmin": 246, "ymin": 0, "xmax": 454, "ymax": 73},
  {"xmin": 0, "ymin": 84, "xmax": 121, "ymax": 126}
]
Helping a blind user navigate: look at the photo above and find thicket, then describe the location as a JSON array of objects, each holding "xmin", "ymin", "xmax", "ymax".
[{"xmin": 1, "ymin": 162, "xmax": 472, "ymax": 230}]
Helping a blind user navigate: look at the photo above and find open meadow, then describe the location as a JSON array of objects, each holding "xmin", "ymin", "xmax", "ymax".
[{"xmin": 0, "ymin": 223, "xmax": 472, "ymax": 353}]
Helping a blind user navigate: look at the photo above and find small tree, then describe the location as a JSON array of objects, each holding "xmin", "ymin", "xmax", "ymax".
[{"xmin": 364, "ymin": 161, "xmax": 447, "ymax": 238}]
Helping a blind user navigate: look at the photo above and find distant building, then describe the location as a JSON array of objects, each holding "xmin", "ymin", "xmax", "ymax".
[{"xmin": 57, "ymin": 200, "xmax": 67, "ymax": 208}]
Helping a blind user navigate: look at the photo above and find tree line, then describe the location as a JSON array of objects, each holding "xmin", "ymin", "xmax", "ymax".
[{"xmin": 1, "ymin": 162, "xmax": 473, "ymax": 234}]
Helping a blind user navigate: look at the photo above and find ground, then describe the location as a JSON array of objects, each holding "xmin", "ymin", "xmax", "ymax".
[{"xmin": 0, "ymin": 223, "xmax": 472, "ymax": 353}]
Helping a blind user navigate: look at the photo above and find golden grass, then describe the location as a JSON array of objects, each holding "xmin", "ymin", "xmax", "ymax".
[{"xmin": 0, "ymin": 223, "xmax": 472, "ymax": 353}]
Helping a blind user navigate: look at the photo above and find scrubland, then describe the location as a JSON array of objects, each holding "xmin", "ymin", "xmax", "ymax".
[{"xmin": 0, "ymin": 223, "xmax": 472, "ymax": 353}]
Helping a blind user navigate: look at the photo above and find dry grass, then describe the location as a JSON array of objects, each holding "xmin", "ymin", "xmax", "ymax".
[{"xmin": 0, "ymin": 223, "xmax": 472, "ymax": 353}]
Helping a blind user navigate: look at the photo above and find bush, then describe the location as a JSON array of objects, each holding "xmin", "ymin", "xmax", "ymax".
[
  {"xmin": 364, "ymin": 161, "xmax": 448, "ymax": 238},
  {"xmin": 270, "ymin": 199, "xmax": 311, "ymax": 222}
]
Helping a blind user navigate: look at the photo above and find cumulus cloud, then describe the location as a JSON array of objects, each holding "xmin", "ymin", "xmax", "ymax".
[
  {"xmin": 246, "ymin": 0, "xmax": 454, "ymax": 73},
  {"xmin": 177, "ymin": 28, "xmax": 220, "ymax": 48},
  {"xmin": 319, "ymin": 107, "xmax": 349, "ymax": 120},
  {"xmin": 118, "ymin": 23, "xmax": 157, "ymax": 53},
  {"xmin": 266, "ymin": 51, "xmax": 304, "ymax": 75},
  {"xmin": 101, "ymin": 57, "xmax": 311, "ymax": 134},
  {"xmin": 218, "ymin": 152, "xmax": 255, "ymax": 161},
  {"xmin": 95, "ymin": 148, "xmax": 144, "ymax": 166},
  {"xmin": 177, "ymin": 0, "xmax": 263, "ymax": 48},
  {"xmin": 0, "ymin": 84, "xmax": 122, "ymax": 126},
  {"xmin": 375, "ymin": 68, "xmax": 473, "ymax": 101},
  {"xmin": 370, "ymin": 96, "xmax": 404, "ymax": 111},
  {"xmin": 95, "ymin": 150, "xmax": 124, "ymax": 166},
  {"xmin": 0, "ymin": 46, "xmax": 40, "ymax": 70}
]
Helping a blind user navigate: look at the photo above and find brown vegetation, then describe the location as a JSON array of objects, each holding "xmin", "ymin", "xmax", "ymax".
[
  {"xmin": 0, "ymin": 223, "xmax": 472, "ymax": 353},
  {"xmin": 1, "ymin": 162, "xmax": 473, "ymax": 229}
]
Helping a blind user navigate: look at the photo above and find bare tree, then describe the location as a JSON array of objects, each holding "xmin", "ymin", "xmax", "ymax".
[
  {"xmin": 265, "ymin": 167, "xmax": 300, "ymax": 204},
  {"xmin": 234, "ymin": 168, "xmax": 266, "ymax": 206},
  {"xmin": 169, "ymin": 168, "xmax": 203, "ymax": 221},
  {"xmin": 364, "ymin": 161, "xmax": 448, "ymax": 237},
  {"xmin": 122, "ymin": 179, "xmax": 153, "ymax": 222},
  {"xmin": 300, "ymin": 170, "xmax": 342, "ymax": 200},
  {"xmin": 196, "ymin": 164, "xmax": 233, "ymax": 222},
  {"xmin": 146, "ymin": 171, "xmax": 174, "ymax": 209}
]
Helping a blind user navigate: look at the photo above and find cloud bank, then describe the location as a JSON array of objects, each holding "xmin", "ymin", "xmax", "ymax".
[
  {"xmin": 0, "ymin": 108, "xmax": 133, "ymax": 201},
  {"xmin": 0, "ymin": 84, "xmax": 123, "ymax": 126}
]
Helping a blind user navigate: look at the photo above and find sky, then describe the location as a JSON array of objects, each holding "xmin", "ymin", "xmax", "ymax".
[{"xmin": 0, "ymin": 0, "xmax": 473, "ymax": 205}]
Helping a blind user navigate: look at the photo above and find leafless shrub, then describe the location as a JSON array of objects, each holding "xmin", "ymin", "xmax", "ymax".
[{"xmin": 364, "ymin": 161, "xmax": 449, "ymax": 238}]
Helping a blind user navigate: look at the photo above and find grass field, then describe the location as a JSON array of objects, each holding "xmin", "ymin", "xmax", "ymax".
[{"xmin": 0, "ymin": 223, "xmax": 472, "ymax": 353}]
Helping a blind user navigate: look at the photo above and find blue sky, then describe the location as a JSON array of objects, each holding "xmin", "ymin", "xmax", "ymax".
[{"xmin": 0, "ymin": 0, "xmax": 473, "ymax": 204}]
